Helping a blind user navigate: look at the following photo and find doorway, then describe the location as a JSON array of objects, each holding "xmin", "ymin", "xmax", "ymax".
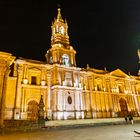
[
  {"xmin": 119, "ymin": 98, "xmax": 128, "ymax": 117},
  {"xmin": 27, "ymin": 100, "xmax": 38, "ymax": 120}
]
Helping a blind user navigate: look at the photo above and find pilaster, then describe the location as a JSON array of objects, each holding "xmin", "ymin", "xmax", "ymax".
[
  {"xmin": 0, "ymin": 66, "xmax": 10, "ymax": 128},
  {"xmin": 14, "ymin": 64, "xmax": 23, "ymax": 120},
  {"xmin": 46, "ymin": 70, "xmax": 52, "ymax": 119},
  {"xmin": 0, "ymin": 52, "xmax": 15, "ymax": 128}
]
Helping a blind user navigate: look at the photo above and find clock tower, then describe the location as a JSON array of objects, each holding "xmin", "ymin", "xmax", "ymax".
[{"xmin": 46, "ymin": 8, "xmax": 76, "ymax": 67}]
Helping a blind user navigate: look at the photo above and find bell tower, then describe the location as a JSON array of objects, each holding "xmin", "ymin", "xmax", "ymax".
[
  {"xmin": 51, "ymin": 8, "xmax": 69, "ymax": 47},
  {"xmin": 45, "ymin": 8, "xmax": 76, "ymax": 67}
]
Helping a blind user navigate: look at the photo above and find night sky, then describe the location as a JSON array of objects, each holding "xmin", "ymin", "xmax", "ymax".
[{"xmin": 1, "ymin": 0, "xmax": 140, "ymax": 75}]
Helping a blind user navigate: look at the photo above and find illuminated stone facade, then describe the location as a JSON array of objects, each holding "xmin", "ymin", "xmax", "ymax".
[
  {"xmin": 1, "ymin": 9, "xmax": 140, "ymax": 123},
  {"xmin": 0, "ymin": 52, "xmax": 15, "ymax": 127}
]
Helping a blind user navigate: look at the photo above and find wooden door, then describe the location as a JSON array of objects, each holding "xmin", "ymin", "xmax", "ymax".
[{"xmin": 27, "ymin": 100, "xmax": 38, "ymax": 120}]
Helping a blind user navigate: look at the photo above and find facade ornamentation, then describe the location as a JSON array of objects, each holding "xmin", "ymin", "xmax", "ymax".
[{"xmin": 0, "ymin": 9, "xmax": 140, "ymax": 125}]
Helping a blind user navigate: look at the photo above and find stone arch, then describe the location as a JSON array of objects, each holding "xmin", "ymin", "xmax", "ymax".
[
  {"xmin": 119, "ymin": 98, "xmax": 128, "ymax": 117},
  {"xmin": 27, "ymin": 98, "xmax": 38, "ymax": 105},
  {"xmin": 62, "ymin": 54, "xmax": 69, "ymax": 66}
]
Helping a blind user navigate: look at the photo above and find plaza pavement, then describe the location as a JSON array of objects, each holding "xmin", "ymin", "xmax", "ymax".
[
  {"xmin": 1, "ymin": 117, "xmax": 140, "ymax": 133},
  {"xmin": 0, "ymin": 122, "xmax": 140, "ymax": 140},
  {"xmin": 44, "ymin": 117, "xmax": 139, "ymax": 128}
]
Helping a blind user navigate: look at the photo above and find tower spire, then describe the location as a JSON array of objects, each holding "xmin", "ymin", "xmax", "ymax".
[
  {"xmin": 51, "ymin": 8, "xmax": 69, "ymax": 46},
  {"xmin": 57, "ymin": 8, "xmax": 63, "ymax": 22}
]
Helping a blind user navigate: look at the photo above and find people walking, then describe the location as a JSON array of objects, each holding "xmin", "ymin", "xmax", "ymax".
[
  {"xmin": 130, "ymin": 116, "xmax": 133, "ymax": 124},
  {"xmin": 129, "ymin": 114, "xmax": 133, "ymax": 124},
  {"xmin": 125, "ymin": 116, "xmax": 128, "ymax": 124}
]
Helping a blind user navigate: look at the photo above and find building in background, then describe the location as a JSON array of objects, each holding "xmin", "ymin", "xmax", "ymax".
[{"xmin": 0, "ymin": 9, "xmax": 140, "ymax": 124}]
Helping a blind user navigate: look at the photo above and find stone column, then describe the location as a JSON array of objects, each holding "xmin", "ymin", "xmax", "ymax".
[
  {"xmin": 53, "ymin": 52, "xmax": 57, "ymax": 63},
  {"xmin": 20, "ymin": 87, "xmax": 27, "ymax": 120},
  {"xmin": 89, "ymin": 78, "xmax": 93, "ymax": 118},
  {"xmin": 0, "ymin": 66, "xmax": 10, "ymax": 128},
  {"xmin": 0, "ymin": 69, "xmax": 5, "ymax": 123},
  {"xmin": 73, "ymin": 54, "xmax": 76, "ymax": 66},
  {"xmin": 0, "ymin": 52, "xmax": 15, "ymax": 128},
  {"xmin": 57, "ymin": 70, "xmax": 61, "ymax": 85},
  {"xmin": 134, "ymin": 94, "xmax": 139, "ymax": 115},
  {"xmin": 70, "ymin": 53, "xmax": 72, "ymax": 66},
  {"xmin": 42, "ymin": 88, "xmax": 46, "ymax": 118},
  {"xmin": 14, "ymin": 64, "xmax": 23, "ymax": 120},
  {"xmin": 46, "ymin": 71, "xmax": 52, "ymax": 119},
  {"xmin": 63, "ymin": 91, "xmax": 67, "ymax": 119}
]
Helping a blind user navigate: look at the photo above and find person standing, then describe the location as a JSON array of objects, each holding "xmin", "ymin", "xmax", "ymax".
[
  {"xmin": 125, "ymin": 116, "xmax": 128, "ymax": 124},
  {"xmin": 129, "ymin": 114, "xmax": 133, "ymax": 124},
  {"xmin": 131, "ymin": 116, "xmax": 133, "ymax": 124}
]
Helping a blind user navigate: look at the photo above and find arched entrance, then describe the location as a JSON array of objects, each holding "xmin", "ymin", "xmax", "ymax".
[
  {"xmin": 27, "ymin": 100, "xmax": 38, "ymax": 120},
  {"xmin": 119, "ymin": 98, "xmax": 128, "ymax": 117}
]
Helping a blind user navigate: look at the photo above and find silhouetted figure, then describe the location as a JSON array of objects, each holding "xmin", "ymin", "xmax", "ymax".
[
  {"xmin": 129, "ymin": 115, "xmax": 131, "ymax": 124},
  {"xmin": 125, "ymin": 117, "xmax": 128, "ymax": 124},
  {"xmin": 45, "ymin": 116, "xmax": 49, "ymax": 121},
  {"xmin": 129, "ymin": 114, "xmax": 133, "ymax": 124},
  {"xmin": 131, "ymin": 116, "xmax": 133, "ymax": 124}
]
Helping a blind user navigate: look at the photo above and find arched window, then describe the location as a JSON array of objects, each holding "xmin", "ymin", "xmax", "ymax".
[
  {"xmin": 62, "ymin": 54, "xmax": 69, "ymax": 66},
  {"xmin": 55, "ymin": 25, "xmax": 59, "ymax": 33},
  {"xmin": 67, "ymin": 96, "xmax": 72, "ymax": 104},
  {"xmin": 50, "ymin": 56, "xmax": 53, "ymax": 64},
  {"xmin": 60, "ymin": 26, "xmax": 64, "ymax": 35}
]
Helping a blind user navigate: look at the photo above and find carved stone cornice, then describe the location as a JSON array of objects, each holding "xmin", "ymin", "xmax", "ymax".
[{"xmin": 0, "ymin": 52, "xmax": 15, "ymax": 66}]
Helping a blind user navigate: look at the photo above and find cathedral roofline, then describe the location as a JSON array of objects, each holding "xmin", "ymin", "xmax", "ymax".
[
  {"xmin": 50, "ymin": 45, "xmax": 76, "ymax": 53},
  {"xmin": 52, "ymin": 63, "xmax": 81, "ymax": 70},
  {"xmin": 81, "ymin": 64, "xmax": 108, "ymax": 74},
  {"xmin": 17, "ymin": 57, "xmax": 46, "ymax": 64},
  {"xmin": 108, "ymin": 68, "xmax": 130, "ymax": 78},
  {"xmin": 0, "ymin": 51, "xmax": 15, "ymax": 66}
]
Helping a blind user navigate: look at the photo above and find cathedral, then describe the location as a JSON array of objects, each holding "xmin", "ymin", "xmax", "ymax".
[{"xmin": 0, "ymin": 8, "xmax": 140, "ymax": 127}]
